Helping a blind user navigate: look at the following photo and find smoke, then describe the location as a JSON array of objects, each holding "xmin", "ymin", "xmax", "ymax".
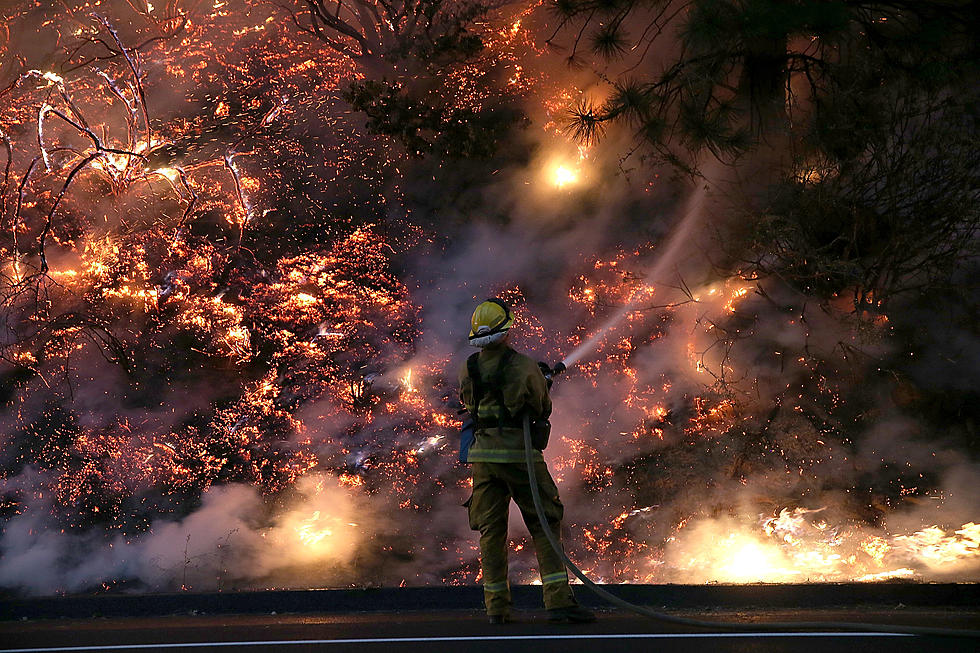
[{"xmin": 0, "ymin": 474, "xmax": 376, "ymax": 595}]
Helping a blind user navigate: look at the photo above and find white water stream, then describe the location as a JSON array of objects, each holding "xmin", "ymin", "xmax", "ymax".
[{"xmin": 561, "ymin": 169, "xmax": 716, "ymax": 370}]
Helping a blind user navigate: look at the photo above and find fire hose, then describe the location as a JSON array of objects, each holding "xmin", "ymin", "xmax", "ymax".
[{"xmin": 520, "ymin": 411, "xmax": 979, "ymax": 638}]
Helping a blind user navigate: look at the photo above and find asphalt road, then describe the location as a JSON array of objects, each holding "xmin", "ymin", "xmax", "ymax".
[{"xmin": 2, "ymin": 609, "xmax": 978, "ymax": 653}]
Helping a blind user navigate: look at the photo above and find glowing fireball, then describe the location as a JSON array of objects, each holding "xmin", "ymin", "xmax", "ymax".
[{"xmin": 553, "ymin": 164, "xmax": 578, "ymax": 188}]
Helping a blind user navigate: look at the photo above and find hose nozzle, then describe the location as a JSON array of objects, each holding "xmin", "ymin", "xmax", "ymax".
[{"xmin": 538, "ymin": 361, "xmax": 567, "ymax": 388}]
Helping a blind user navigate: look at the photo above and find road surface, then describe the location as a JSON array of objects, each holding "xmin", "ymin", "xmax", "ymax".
[{"xmin": 2, "ymin": 608, "xmax": 978, "ymax": 653}]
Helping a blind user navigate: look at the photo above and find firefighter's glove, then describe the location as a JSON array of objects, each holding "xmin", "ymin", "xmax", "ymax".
[{"xmin": 537, "ymin": 361, "xmax": 554, "ymax": 388}]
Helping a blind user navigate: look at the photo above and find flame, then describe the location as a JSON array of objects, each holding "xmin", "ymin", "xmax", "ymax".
[
  {"xmin": 893, "ymin": 522, "xmax": 980, "ymax": 569},
  {"xmin": 153, "ymin": 167, "xmax": 181, "ymax": 182},
  {"xmin": 856, "ymin": 568, "xmax": 916, "ymax": 582},
  {"xmin": 553, "ymin": 164, "xmax": 578, "ymax": 188},
  {"xmin": 665, "ymin": 510, "xmax": 980, "ymax": 583},
  {"xmin": 296, "ymin": 510, "xmax": 333, "ymax": 548},
  {"xmin": 294, "ymin": 292, "xmax": 318, "ymax": 305},
  {"xmin": 724, "ymin": 538, "xmax": 787, "ymax": 581}
]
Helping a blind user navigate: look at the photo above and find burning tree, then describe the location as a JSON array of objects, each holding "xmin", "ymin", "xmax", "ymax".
[
  {"xmin": 292, "ymin": 0, "xmax": 493, "ymax": 67},
  {"xmin": 284, "ymin": 0, "xmax": 530, "ymax": 157},
  {"xmin": 549, "ymin": 0, "xmax": 978, "ymax": 308},
  {"xmin": 553, "ymin": 1, "xmax": 975, "ymax": 158},
  {"xmin": 0, "ymin": 1, "xmax": 419, "ymax": 537}
]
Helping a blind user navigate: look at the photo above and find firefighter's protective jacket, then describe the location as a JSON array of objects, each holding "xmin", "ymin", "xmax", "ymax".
[{"xmin": 458, "ymin": 344, "xmax": 551, "ymax": 463}]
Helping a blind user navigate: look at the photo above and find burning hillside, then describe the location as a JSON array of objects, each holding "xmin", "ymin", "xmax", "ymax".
[{"xmin": 0, "ymin": 0, "xmax": 977, "ymax": 595}]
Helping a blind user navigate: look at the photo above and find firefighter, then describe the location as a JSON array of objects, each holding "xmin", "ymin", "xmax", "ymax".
[{"xmin": 459, "ymin": 298, "xmax": 596, "ymax": 624}]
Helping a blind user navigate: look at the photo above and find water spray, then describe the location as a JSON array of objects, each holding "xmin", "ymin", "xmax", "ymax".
[{"xmin": 557, "ymin": 166, "xmax": 715, "ymax": 373}]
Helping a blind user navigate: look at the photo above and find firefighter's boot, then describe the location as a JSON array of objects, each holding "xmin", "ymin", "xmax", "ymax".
[{"xmin": 547, "ymin": 605, "xmax": 597, "ymax": 624}]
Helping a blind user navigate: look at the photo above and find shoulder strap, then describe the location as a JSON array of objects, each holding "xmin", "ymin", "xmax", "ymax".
[
  {"xmin": 466, "ymin": 352, "xmax": 483, "ymax": 419},
  {"xmin": 491, "ymin": 348, "xmax": 516, "ymax": 428}
]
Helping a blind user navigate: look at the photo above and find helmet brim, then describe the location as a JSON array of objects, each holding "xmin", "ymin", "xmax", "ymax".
[{"xmin": 469, "ymin": 330, "xmax": 509, "ymax": 347}]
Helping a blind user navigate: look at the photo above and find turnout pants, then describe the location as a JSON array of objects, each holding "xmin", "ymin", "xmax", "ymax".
[{"xmin": 466, "ymin": 461, "xmax": 577, "ymax": 616}]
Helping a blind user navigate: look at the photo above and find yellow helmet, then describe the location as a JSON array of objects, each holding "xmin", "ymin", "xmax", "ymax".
[{"xmin": 469, "ymin": 298, "xmax": 514, "ymax": 346}]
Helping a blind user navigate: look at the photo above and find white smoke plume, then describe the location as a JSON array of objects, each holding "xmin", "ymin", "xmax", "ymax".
[{"xmin": 0, "ymin": 475, "xmax": 374, "ymax": 595}]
